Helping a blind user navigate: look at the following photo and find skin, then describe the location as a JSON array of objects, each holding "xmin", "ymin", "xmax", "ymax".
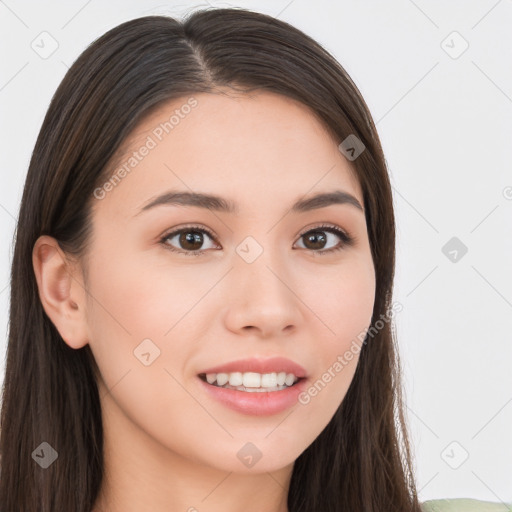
[{"xmin": 33, "ymin": 90, "xmax": 376, "ymax": 512}]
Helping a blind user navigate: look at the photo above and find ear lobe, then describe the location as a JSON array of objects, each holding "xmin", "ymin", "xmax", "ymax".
[{"xmin": 32, "ymin": 235, "xmax": 89, "ymax": 349}]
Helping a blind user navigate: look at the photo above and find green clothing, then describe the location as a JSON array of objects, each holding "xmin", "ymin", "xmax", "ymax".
[{"xmin": 422, "ymin": 498, "xmax": 512, "ymax": 511}]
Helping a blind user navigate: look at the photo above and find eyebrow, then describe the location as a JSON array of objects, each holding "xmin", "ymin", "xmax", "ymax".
[{"xmin": 135, "ymin": 189, "xmax": 364, "ymax": 216}]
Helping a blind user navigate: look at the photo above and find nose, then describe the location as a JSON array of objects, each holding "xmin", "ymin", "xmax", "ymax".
[{"xmin": 222, "ymin": 251, "xmax": 303, "ymax": 339}]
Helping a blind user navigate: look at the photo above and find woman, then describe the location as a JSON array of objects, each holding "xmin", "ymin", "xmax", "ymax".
[{"xmin": 0, "ymin": 7, "xmax": 507, "ymax": 512}]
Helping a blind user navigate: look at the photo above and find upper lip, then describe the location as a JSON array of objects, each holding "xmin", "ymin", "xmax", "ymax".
[{"xmin": 199, "ymin": 356, "xmax": 307, "ymax": 378}]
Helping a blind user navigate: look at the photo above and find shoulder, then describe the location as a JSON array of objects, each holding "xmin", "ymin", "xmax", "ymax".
[{"xmin": 421, "ymin": 498, "xmax": 512, "ymax": 512}]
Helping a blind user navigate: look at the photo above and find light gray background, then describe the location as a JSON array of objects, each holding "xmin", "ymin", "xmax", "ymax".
[{"xmin": 1, "ymin": 0, "xmax": 511, "ymax": 503}]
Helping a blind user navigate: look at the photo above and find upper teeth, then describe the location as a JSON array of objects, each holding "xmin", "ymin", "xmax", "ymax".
[{"xmin": 205, "ymin": 372, "xmax": 299, "ymax": 388}]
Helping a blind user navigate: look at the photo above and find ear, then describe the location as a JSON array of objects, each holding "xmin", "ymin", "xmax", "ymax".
[{"xmin": 32, "ymin": 235, "xmax": 89, "ymax": 349}]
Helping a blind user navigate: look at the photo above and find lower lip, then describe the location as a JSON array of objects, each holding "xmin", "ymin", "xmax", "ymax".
[{"xmin": 198, "ymin": 376, "xmax": 308, "ymax": 416}]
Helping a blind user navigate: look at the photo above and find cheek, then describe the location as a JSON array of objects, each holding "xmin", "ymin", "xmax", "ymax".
[
  {"xmin": 83, "ymin": 251, "xmax": 203, "ymax": 437},
  {"xmin": 82, "ymin": 249, "xmax": 165, "ymax": 386},
  {"xmin": 296, "ymin": 257, "xmax": 375, "ymax": 413},
  {"xmin": 85, "ymin": 245, "xmax": 201, "ymax": 339},
  {"xmin": 302, "ymin": 255, "xmax": 375, "ymax": 344},
  {"xmin": 83, "ymin": 247, "xmax": 220, "ymax": 393}
]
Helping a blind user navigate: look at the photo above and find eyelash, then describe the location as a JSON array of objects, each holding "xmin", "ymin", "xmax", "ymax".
[{"xmin": 159, "ymin": 223, "xmax": 355, "ymax": 258}]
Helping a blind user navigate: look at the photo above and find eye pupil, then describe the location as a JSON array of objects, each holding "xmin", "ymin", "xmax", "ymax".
[
  {"xmin": 304, "ymin": 231, "xmax": 327, "ymax": 250},
  {"xmin": 180, "ymin": 231, "xmax": 203, "ymax": 250}
]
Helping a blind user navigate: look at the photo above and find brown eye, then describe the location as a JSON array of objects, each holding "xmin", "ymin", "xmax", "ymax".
[
  {"xmin": 178, "ymin": 231, "xmax": 205, "ymax": 251},
  {"xmin": 295, "ymin": 224, "xmax": 354, "ymax": 255},
  {"xmin": 301, "ymin": 230, "xmax": 328, "ymax": 250},
  {"xmin": 161, "ymin": 226, "xmax": 218, "ymax": 256},
  {"xmin": 160, "ymin": 223, "xmax": 354, "ymax": 257}
]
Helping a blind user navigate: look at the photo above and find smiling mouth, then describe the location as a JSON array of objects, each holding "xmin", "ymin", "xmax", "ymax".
[{"xmin": 198, "ymin": 373, "xmax": 305, "ymax": 392}]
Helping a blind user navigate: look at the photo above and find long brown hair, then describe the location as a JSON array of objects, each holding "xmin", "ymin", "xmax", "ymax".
[{"xmin": 0, "ymin": 7, "xmax": 421, "ymax": 511}]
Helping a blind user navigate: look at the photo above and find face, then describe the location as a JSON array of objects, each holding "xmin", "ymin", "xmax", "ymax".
[{"xmin": 73, "ymin": 90, "xmax": 375, "ymax": 473}]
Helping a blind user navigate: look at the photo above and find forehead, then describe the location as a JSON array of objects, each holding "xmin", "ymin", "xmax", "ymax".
[{"xmin": 94, "ymin": 90, "xmax": 363, "ymax": 218}]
